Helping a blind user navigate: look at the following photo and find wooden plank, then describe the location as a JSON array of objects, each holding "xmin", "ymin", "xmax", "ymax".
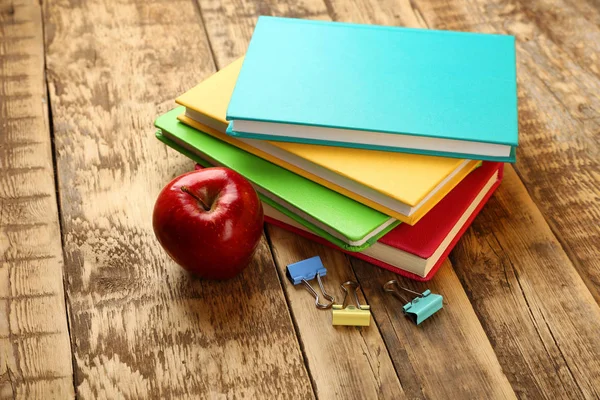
[
  {"xmin": 350, "ymin": 258, "xmax": 516, "ymax": 399},
  {"xmin": 488, "ymin": 0, "xmax": 600, "ymax": 303},
  {"xmin": 198, "ymin": 1, "xmax": 411, "ymax": 396},
  {"xmin": 197, "ymin": 2, "xmax": 407, "ymax": 396},
  {"xmin": 266, "ymin": 225, "xmax": 406, "ymax": 399},
  {"xmin": 451, "ymin": 167, "xmax": 600, "ymax": 399},
  {"xmin": 515, "ymin": 0, "xmax": 600, "ymax": 80},
  {"xmin": 268, "ymin": 222, "xmax": 516, "ymax": 399},
  {"xmin": 197, "ymin": 0, "xmax": 516, "ymax": 396},
  {"xmin": 416, "ymin": 0, "xmax": 600, "ymax": 305},
  {"xmin": 318, "ymin": 2, "xmax": 600, "ymax": 397},
  {"xmin": 265, "ymin": 229, "xmax": 518, "ymax": 399},
  {"xmin": 407, "ymin": 2, "xmax": 600, "ymax": 397},
  {"xmin": 0, "ymin": 1, "xmax": 74, "ymax": 399},
  {"xmin": 42, "ymin": 0, "xmax": 313, "ymax": 398}
]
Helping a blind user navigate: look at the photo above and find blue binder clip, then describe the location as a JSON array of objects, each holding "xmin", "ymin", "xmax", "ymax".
[
  {"xmin": 286, "ymin": 256, "xmax": 335, "ymax": 309},
  {"xmin": 383, "ymin": 280, "xmax": 443, "ymax": 325}
]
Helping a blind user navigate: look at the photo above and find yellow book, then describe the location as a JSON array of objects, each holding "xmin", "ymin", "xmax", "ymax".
[{"xmin": 176, "ymin": 58, "xmax": 479, "ymax": 225}]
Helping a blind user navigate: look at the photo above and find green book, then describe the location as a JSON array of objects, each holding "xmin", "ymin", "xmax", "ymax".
[{"xmin": 155, "ymin": 107, "xmax": 399, "ymax": 251}]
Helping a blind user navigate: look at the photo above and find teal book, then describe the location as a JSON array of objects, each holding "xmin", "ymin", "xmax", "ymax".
[
  {"xmin": 227, "ymin": 17, "xmax": 518, "ymax": 162},
  {"xmin": 155, "ymin": 107, "xmax": 400, "ymax": 252}
]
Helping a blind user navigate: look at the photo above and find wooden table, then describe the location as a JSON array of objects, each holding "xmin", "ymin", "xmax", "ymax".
[{"xmin": 2, "ymin": 0, "xmax": 600, "ymax": 398}]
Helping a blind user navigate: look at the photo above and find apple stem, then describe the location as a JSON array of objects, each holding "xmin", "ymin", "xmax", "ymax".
[{"xmin": 180, "ymin": 186, "xmax": 211, "ymax": 211}]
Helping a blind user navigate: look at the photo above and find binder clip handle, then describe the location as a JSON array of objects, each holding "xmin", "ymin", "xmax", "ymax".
[
  {"xmin": 332, "ymin": 281, "xmax": 371, "ymax": 326},
  {"xmin": 339, "ymin": 281, "xmax": 369, "ymax": 310},
  {"xmin": 303, "ymin": 273, "xmax": 335, "ymax": 309},
  {"xmin": 383, "ymin": 280, "xmax": 421, "ymax": 303}
]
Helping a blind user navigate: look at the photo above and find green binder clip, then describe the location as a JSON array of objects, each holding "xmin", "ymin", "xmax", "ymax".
[{"xmin": 383, "ymin": 280, "xmax": 443, "ymax": 325}]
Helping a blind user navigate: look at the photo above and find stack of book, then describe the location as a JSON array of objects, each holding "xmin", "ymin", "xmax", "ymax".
[{"xmin": 155, "ymin": 17, "xmax": 518, "ymax": 281}]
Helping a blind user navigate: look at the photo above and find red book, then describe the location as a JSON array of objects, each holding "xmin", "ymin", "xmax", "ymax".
[{"xmin": 264, "ymin": 162, "xmax": 504, "ymax": 281}]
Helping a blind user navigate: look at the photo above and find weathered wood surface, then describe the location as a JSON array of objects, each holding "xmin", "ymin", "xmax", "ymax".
[
  {"xmin": 197, "ymin": 0, "xmax": 516, "ymax": 397},
  {"xmin": 200, "ymin": 3, "xmax": 407, "ymax": 397},
  {"xmin": 351, "ymin": 258, "xmax": 517, "ymax": 399},
  {"xmin": 452, "ymin": 167, "xmax": 600, "ymax": 399},
  {"xmin": 1, "ymin": 0, "xmax": 600, "ymax": 398},
  {"xmin": 318, "ymin": 1, "xmax": 600, "ymax": 398},
  {"xmin": 42, "ymin": 0, "xmax": 312, "ymax": 398},
  {"xmin": 421, "ymin": 0, "xmax": 600, "ymax": 303},
  {"xmin": 267, "ymin": 226, "xmax": 407, "ymax": 400},
  {"xmin": 0, "ymin": 1, "xmax": 74, "ymax": 399},
  {"xmin": 268, "ymin": 225, "xmax": 517, "ymax": 399},
  {"xmin": 402, "ymin": 2, "xmax": 600, "ymax": 398}
]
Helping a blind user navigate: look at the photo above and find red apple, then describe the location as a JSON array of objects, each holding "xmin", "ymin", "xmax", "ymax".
[{"xmin": 153, "ymin": 167, "xmax": 264, "ymax": 279}]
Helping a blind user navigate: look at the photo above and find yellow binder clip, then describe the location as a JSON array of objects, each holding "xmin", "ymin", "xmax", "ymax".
[{"xmin": 332, "ymin": 281, "xmax": 371, "ymax": 326}]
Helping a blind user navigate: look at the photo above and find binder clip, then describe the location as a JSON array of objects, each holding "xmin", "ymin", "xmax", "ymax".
[
  {"xmin": 383, "ymin": 280, "xmax": 443, "ymax": 325},
  {"xmin": 332, "ymin": 281, "xmax": 371, "ymax": 326},
  {"xmin": 286, "ymin": 256, "xmax": 335, "ymax": 309}
]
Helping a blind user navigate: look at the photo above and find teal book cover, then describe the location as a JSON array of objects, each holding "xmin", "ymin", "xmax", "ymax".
[
  {"xmin": 155, "ymin": 108, "xmax": 400, "ymax": 252},
  {"xmin": 227, "ymin": 17, "xmax": 518, "ymax": 162}
]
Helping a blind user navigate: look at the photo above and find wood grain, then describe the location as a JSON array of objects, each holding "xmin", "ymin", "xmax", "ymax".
[
  {"xmin": 350, "ymin": 258, "xmax": 516, "ymax": 399},
  {"xmin": 323, "ymin": 1, "xmax": 600, "ymax": 398},
  {"xmin": 266, "ymin": 225, "xmax": 406, "ymax": 399},
  {"xmin": 268, "ymin": 224, "xmax": 517, "ymax": 399},
  {"xmin": 195, "ymin": 0, "xmax": 330, "ymax": 67},
  {"xmin": 42, "ymin": 0, "xmax": 313, "ymax": 398},
  {"xmin": 0, "ymin": 1, "xmax": 74, "ymax": 399},
  {"xmin": 197, "ymin": 2, "xmax": 410, "ymax": 396},
  {"xmin": 418, "ymin": 0, "xmax": 600, "ymax": 304},
  {"xmin": 451, "ymin": 167, "xmax": 600, "ymax": 399},
  {"xmin": 3, "ymin": 0, "xmax": 598, "ymax": 398},
  {"xmin": 197, "ymin": 0, "xmax": 517, "ymax": 397},
  {"xmin": 403, "ymin": 2, "xmax": 600, "ymax": 397}
]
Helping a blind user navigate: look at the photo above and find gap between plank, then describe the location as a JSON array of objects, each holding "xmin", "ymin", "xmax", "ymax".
[
  {"xmin": 190, "ymin": 0, "xmax": 219, "ymax": 71},
  {"xmin": 263, "ymin": 227, "xmax": 319, "ymax": 399},
  {"xmin": 40, "ymin": 6, "xmax": 79, "ymax": 396}
]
